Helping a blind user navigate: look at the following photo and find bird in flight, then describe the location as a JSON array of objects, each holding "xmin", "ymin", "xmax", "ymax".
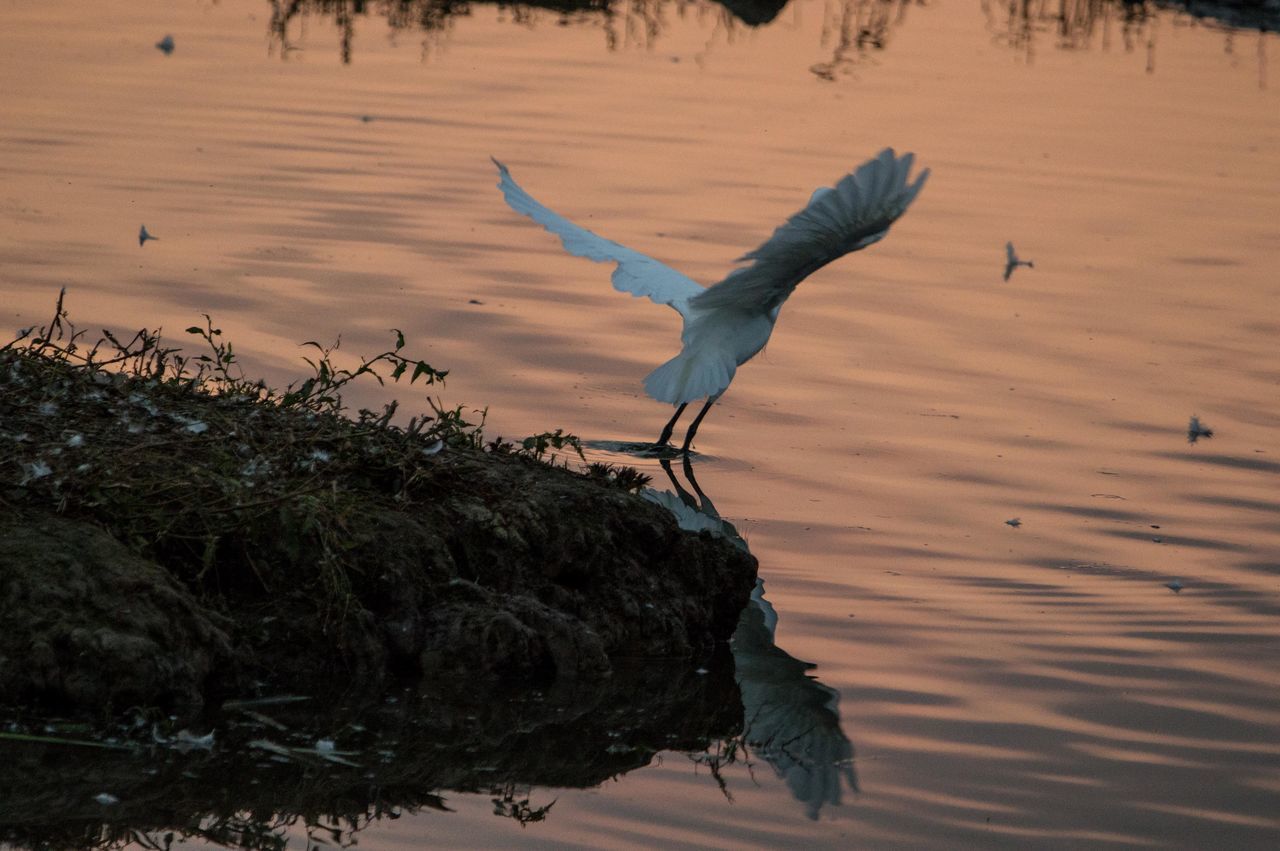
[
  {"xmin": 138, "ymin": 224, "xmax": 159, "ymax": 246},
  {"xmin": 1003, "ymin": 241, "xmax": 1033, "ymax": 281},
  {"xmin": 1187, "ymin": 414, "xmax": 1213, "ymax": 444},
  {"xmin": 493, "ymin": 149, "xmax": 928, "ymax": 453}
]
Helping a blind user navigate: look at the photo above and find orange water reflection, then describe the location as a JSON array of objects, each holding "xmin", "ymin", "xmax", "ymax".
[{"xmin": 3, "ymin": 0, "xmax": 1280, "ymax": 846}]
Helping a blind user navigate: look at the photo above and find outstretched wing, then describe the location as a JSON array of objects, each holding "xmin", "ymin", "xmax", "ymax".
[
  {"xmin": 492, "ymin": 158, "xmax": 704, "ymax": 315},
  {"xmin": 691, "ymin": 149, "xmax": 928, "ymax": 314}
]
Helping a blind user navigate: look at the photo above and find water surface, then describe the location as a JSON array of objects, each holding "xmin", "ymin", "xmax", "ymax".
[{"xmin": 2, "ymin": 0, "xmax": 1279, "ymax": 847}]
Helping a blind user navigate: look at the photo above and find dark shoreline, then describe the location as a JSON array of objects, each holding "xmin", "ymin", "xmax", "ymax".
[{"xmin": 0, "ymin": 327, "xmax": 757, "ymax": 721}]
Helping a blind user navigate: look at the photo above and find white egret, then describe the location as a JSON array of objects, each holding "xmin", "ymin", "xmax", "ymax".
[
  {"xmin": 493, "ymin": 149, "xmax": 928, "ymax": 453},
  {"xmin": 1003, "ymin": 241, "xmax": 1033, "ymax": 281}
]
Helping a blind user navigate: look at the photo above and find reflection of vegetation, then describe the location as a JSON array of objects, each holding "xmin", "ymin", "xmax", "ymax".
[
  {"xmin": 982, "ymin": 0, "xmax": 1277, "ymax": 78},
  {"xmin": 984, "ymin": 0, "xmax": 1160, "ymax": 67},
  {"xmin": 267, "ymin": 0, "xmax": 742, "ymax": 62},
  {"xmin": 269, "ymin": 0, "xmax": 468, "ymax": 62},
  {"xmin": 268, "ymin": 0, "xmax": 1273, "ymax": 80},
  {"xmin": 265, "ymin": 0, "xmax": 919, "ymax": 71},
  {"xmin": 491, "ymin": 783, "xmax": 557, "ymax": 826},
  {"xmin": 811, "ymin": 0, "xmax": 918, "ymax": 80},
  {"xmin": 688, "ymin": 734, "xmax": 752, "ymax": 801},
  {"xmin": 0, "ymin": 666, "xmax": 743, "ymax": 850}
]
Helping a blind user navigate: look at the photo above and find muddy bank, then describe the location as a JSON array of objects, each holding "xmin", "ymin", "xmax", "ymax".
[
  {"xmin": 0, "ymin": 316, "xmax": 757, "ymax": 719},
  {"xmin": 0, "ymin": 577, "xmax": 859, "ymax": 850}
]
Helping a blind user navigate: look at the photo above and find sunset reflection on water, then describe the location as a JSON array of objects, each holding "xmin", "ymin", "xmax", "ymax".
[{"xmin": 2, "ymin": 0, "xmax": 1279, "ymax": 846}]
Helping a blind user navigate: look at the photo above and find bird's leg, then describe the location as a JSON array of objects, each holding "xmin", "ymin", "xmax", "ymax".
[
  {"xmin": 680, "ymin": 397, "xmax": 718, "ymax": 454},
  {"xmin": 681, "ymin": 452, "xmax": 719, "ymax": 517},
  {"xmin": 681, "ymin": 452, "xmax": 698, "ymax": 493},
  {"xmin": 657, "ymin": 403, "xmax": 688, "ymax": 446}
]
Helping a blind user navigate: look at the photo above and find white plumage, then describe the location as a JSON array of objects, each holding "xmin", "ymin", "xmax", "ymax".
[{"xmin": 493, "ymin": 149, "xmax": 928, "ymax": 451}]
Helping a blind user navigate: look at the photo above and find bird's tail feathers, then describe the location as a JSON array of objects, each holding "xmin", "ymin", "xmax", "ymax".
[{"xmin": 644, "ymin": 346, "xmax": 735, "ymax": 405}]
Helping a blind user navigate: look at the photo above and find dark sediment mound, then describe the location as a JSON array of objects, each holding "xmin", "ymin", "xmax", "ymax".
[
  {"xmin": 0, "ymin": 311, "xmax": 757, "ymax": 720},
  {"xmin": 0, "ymin": 511, "xmax": 234, "ymax": 716}
]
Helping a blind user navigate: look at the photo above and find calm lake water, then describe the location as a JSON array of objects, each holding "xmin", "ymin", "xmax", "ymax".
[{"xmin": 3, "ymin": 0, "xmax": 1280, "ymax": 847}]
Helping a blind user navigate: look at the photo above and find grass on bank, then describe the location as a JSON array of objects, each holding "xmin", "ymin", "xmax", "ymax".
[{"xmin": 0, "ymin": 291, "xmax": 650, "ymax": 614}]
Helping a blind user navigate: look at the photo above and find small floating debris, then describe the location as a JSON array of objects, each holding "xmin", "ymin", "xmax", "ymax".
[
  {"xmin": 222, "ymin": 695, "xmax": 311, "ymax": 710},
  {"xmin": 1166, "ymin": 580, "xmax": 1184, "ymax": 593},
  {"xmin": 151, "ymin": 726, "xmax": 215, "ymax": 750},
  {"xmin": 0, "ymin": 729, "xmax": 134, "ymax": 751},
  {"xmin": 248, "ymin": 738, "xmax": 293, "ymax": 759},
  {"xmin": 93, "ymin": 793, "xmax": 120, "ymax": 806},
  {"xmin": 1003, "ymin": 241, "xmax": 1034, "ymax": 281},
  {"xmin": 21, "ymin": 460, "xmax": 53, "ymax": 483},
  {"xmin": 314, "ymin": 744, "xmax": 360, "ymax": 767},
  {"xmin": 1005, "ymin": 517, "xmax": 1022, "ymax": 528},
  {"xmin": 249, "ymin": 737, "xmax": 359, "ymax": 767},
  {"xmin": 175, "ymin": 729, "xmax": 215, "ymax": 750},
  {"xmin": 139, "ymin": 224, "xmax": 158, "ymax": 246},
  {"xmin": 1187, "ymin": 414, "xmax": 1213, "ymax": 444},
  {"xmin": 155, "ymin": 35, "xmax": 175, "ymax": 55},
  {"xmin": 238, "ymin": 709, "xmax": 288, "ymax": 731}
]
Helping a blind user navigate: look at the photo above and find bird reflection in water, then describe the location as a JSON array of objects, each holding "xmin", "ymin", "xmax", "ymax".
[{"xmin": 645, "ymin": 457, "xmax": 859, "ymax": 818}]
